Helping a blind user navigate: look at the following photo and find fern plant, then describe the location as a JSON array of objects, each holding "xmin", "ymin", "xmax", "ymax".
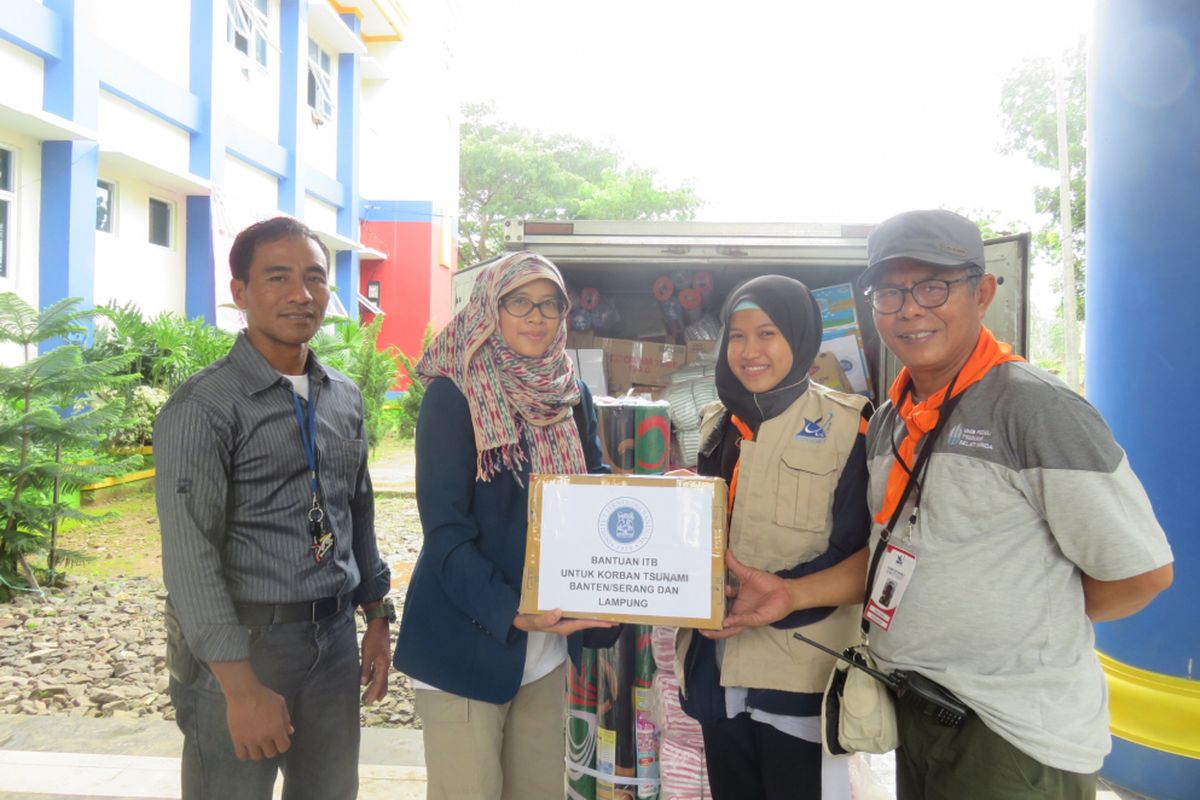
[{"xmin": 0, "ymin": 293, "xmax": 139, "ymax": 598}]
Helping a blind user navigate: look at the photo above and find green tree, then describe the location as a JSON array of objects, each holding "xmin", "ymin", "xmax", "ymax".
[
  {"xmin": 459, "ymin": 102, "xmax": 701, "ymax": 264},
  {"xmin": 999, "ymin": 39, "xmax": 1087, "ymax": 318},
  {"xmin": 0, "ymin": 294, "xmax": 138, "ymax": 598}
]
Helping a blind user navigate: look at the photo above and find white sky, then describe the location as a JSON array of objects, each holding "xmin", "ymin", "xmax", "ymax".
[{"xmin": 449, "ymin": 0, "xmax": 1092, "ymax": 229}]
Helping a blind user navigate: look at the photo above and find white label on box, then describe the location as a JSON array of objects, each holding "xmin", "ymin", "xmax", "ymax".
[{"xmin": 536, "ymin": 482, "xmax": 715, "ymax": 620}]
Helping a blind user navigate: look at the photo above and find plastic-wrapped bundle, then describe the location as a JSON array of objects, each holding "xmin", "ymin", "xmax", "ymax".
[
  {"xmin": 659, "ymin": 738, "xmax": 711, "ymax": 800},
  {"xmin": 580, "ymin": 287, "xmax": 602, "ymax": 310},
  {"xmin": 652, "ymin": 275, "xmax": 675, "ymax": 303},
  {"xmin": 571, "ymin": 307, "xmax": 594, "ymax": 331},
  {"xmin": 664, "ymin": 380, "xmax": 718, "ymax": 467},
  {"xmin": 591, "ymin": 299, "xmax": 623, "ymax": 336},
  {"xmin": 649, "ymin": 626, "xmax": 708, "ymax": 798},
  {"xmin": 568, "ymin": 648, "xmax": 600, "ymax": 800},
  {"xmin": 683, "ymin": 314, "xmax": 721, "ymax": 342}
]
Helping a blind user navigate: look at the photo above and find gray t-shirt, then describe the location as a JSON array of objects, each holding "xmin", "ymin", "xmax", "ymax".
[{"xmin": 864, "ymin": 361, "xmax": 1172, "ymax": 773}]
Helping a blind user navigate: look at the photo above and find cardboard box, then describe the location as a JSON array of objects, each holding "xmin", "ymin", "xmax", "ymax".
[
  {"xmin": 686, "ymin": 339, "xmax": 718, "ymax": 363},
  {"xmin": 567, "ymin": 330, "xmax": 596, "ymax": 349},
  {"xmin": 809, "ymin": 351, "xmax": 851, "ymax": 393},
  {"xmin": 520, "ymin": 474, "xmax": 728, "ymax": 628},
  {"xmin": 596, "ymin": 337, "xmax": 688, "ymax": 389},
  {"xmin": 812, "ymin": 283, "xmax": 860, "ymax": 330},
  {"xmin": 573, "ymin": 348, "xmax": 607, "ymax": 397}
]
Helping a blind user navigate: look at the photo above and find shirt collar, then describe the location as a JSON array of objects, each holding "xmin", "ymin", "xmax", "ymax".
[{"xmin": 228, "ymin": 332, "xmax": 332, "ymax": 395}]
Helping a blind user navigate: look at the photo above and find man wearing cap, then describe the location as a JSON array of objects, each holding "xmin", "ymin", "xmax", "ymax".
[
  {"xmin": 156, "ymin": 217, "xmax": 393, "ymax": 799},
  {"xmin": 713, "ymin": 209, "xmax": 1174, "ymax": 798}
]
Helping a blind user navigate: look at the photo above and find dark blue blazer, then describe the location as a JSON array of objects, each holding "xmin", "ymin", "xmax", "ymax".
[{"xmin": 393, "ymin": 377, "xmax": 612, "ymax": 703}]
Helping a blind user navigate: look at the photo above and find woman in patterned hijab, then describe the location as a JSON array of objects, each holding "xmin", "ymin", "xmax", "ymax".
[{"xmin": 396, "ymin": 251, "xmax": 614, "ymax": 800}]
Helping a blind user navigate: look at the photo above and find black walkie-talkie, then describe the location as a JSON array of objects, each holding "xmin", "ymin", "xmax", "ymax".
[{"xmin": 793, "ymin": 632, "xmax": 970, "ymax": 729}]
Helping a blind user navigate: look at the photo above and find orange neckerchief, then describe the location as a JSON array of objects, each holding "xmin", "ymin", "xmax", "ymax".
[
  {"xmin": 728, "ymin": 414, "xmax": 755, "ymax": 520},
  {"xmin": 876, "ymin": 327, "xmax": 1023, "ymax": 525}
]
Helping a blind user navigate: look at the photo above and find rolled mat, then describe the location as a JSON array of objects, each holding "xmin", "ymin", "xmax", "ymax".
[
  {"xmin": 652, "ymin": 275, "xmax": 675, "ymax": 303},
  {"xmin": 580, "ymin": 287, "xmax": 602, "ymax": 311},
  {"xmin": 596, "ymin": 401, "xmax": 637, "ymax": 473},
  {"xmin": 634, "ymin": 402, "xmax": 671, "ymax": 475},
  {"xmin": 597, "ymin": 626, "xmax": 638, "ymax": 800},
  {"xmin": 633, "ymin": 625, "xmax": 661, "ymax": 800},
  {"xmin": 567, "ymin": 648, "xmax": 600, "ymax": 800}
]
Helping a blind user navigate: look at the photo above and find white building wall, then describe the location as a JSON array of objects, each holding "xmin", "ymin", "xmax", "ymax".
[
  {"xmin": 359, "ymin": 0, "xmax": 458, "ymax": 218},
  {"xmin": 93, "ymin": 173, "xmax": 187, "ymax": 318},
  {"xmin": 0, "ymin": 129, "xmax": 42, "ymax": 309},
  {"xmin": 216, "ymin": 0, "xmax": 281, "ymax": 144},
  {"xmin": 97, "ymin": 94, "xmax": 191, "ymax": 175},
  {"xmin": 219, "ymin": 155, "xmax": 281, "ymax": 231},
  {"xmin": 300, "ymin": 32, "xmax": 340, "ymax": 179},
  {"xmin": 303, "ymin": 195, "xmax": 338, "ymax": 236},
  {"xmin": 0, "ymin": 40, "xmax": 45, "ymax": 114},
  {"xmin": 94, "ymin": 0, "xmax": 190, "ymax": 89}
]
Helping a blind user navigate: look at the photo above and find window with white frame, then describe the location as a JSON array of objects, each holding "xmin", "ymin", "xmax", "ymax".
[
  {"xmin": 148, "ymin": 197, "xmax": 173, "ymax": 248},
  {"xmin": 227, "ymin": 0, "xmax": 270, "ymax": 68},
  {"xmin": 96, "ymin": 180, "xmax": 116, "ymax": 234},
  {"xmin": 307, "ymin": 39, "xmax": 334, "ymax": 122},
  {"xmin": 0, "ymin": 147, "xmax": 12, "ymax": 279}
]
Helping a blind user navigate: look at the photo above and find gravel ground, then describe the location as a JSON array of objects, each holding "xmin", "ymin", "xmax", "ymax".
[{"xmin": 0, "ymin": 495, "xmax": 426, "ymax": 730}]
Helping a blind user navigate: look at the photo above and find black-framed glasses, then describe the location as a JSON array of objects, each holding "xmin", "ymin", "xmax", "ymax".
[
  {"xmin": 499, "ymin": 295, "xmax": 568, "ymax": 319},
  {"xmin": 868, "ymin": 275, "xmax": 979, "ymax": 314}
]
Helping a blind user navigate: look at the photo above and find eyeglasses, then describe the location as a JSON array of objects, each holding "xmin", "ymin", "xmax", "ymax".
[
  {"xmin": 499, "ymin": 295, "xmax": 568, "ymax": 319},
  {"xmin": 868, "ymin": 275, "xmax": 979, "ymax": 314}
]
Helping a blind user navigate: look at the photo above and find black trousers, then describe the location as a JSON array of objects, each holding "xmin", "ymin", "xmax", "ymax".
[{"xmin": 701, "ymin": 714, "xmax": 823, "ymax": 800}]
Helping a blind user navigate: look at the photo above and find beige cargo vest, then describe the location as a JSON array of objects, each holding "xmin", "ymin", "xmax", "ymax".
[{"xmin": 676, "ymin": 382, "xmax": 868, "ymax": 695}]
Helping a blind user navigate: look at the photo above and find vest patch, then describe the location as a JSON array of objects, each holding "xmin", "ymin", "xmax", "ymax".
[{"xmin": 795, "ymin": 413, "xmax": 832, "ymax": 441}]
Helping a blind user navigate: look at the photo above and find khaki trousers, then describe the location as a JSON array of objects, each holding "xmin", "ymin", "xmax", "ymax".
[{"xmin": 414, "ymin": 662, "xmax": 567, "ymax": 800}]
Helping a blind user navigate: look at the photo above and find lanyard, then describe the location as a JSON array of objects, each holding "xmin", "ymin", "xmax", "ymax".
[
  {"xmin": 727, "ymin": 414, "xmax": 755, "ymax": 522},
  {"xmin": 291, "ymin": 386, "xmax": 335, "ymax": 563},
  {"xmin": 291, "ymin": 389, "xmax": 318, "ymax": 497},
  {"xmin": 861, "ymin": 373, "xmax": 965, "ymax": 634}
]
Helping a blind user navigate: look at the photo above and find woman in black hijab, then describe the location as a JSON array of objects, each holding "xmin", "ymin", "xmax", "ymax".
[{"xmin": 677, "ymin": 276, "xmax": 873, "ymax": 800}]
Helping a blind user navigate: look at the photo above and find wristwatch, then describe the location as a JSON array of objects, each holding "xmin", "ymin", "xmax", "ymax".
[{"xmin": 362, "ymin": 597, "xmax": 396, "ymax": 624}]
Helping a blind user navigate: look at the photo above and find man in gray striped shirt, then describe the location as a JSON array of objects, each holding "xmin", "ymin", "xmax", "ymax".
[{"xmin": 156, "ymin": 217, "xmax": 392, "ymax": 799}]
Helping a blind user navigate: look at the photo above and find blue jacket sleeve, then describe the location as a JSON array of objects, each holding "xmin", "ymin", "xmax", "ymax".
[
  {"xmin": 770, "ymin": 420, "xmax": 872, "ymax": 629},
  {"xmin": 578, "ymin": 381, "xmax": 612, "ymax": 475},
  {"xmin": 414, "ymin": 378, "xmax": 521, "ymax": 643}
]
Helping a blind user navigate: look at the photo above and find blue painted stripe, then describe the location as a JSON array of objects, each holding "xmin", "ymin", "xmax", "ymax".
[
  {"xmin": 43, "ymin": 0, "xmax": 96, "ymax": 127},
  {"xmin": 99, "ymin": 48, "xmax": 202, "ymax": 133},
  {"xmin": 0, "ymin": 0, "xmax": 63, "ymax": 60},
  {"xmin": 335, "ymin": 249, "xmax": 358, "ymax": 323},
  {"xmin": 276, "ymin": 0, "xmax": 303, "ymax": 214},
  {"xmin": 333, "ymin": 12, "xmax": 361, "ymax": 320},
  {"xmin": 185, "ymin": 197, "xmax": 217, "ymax": 323},
  {"xmin": 361, "ymin": 200, "xmax": 437, "ymax": 223},
  {"xmin": 38, "ymin": 140, "xmax": 98, "ymax": 347},
  {"xmin": 188, "ymin": 0, "xmax": 218, "ymax": 182},
  {"xmin": 304, "ymin": 167, "xmax": 345, "ymax": 209},
  {"xmin": 226, "ymin": 122, "xmax": 289, "ymax": 178}
]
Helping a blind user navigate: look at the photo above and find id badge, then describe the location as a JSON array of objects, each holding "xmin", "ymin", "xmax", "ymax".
[{"xmin": 864, "ymin": 543, "xmax": 917, "ymax": 631}]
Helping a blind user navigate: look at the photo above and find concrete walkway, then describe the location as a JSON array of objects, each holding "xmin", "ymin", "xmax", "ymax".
[{"xmin": 0, "ymin": 714, "xmax": 426, "ymax": 799}]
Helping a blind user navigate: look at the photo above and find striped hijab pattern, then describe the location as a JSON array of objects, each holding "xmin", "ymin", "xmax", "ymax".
[{"xmin": 417, "ymin": 251, "xmax": 586, "ymax": 482}]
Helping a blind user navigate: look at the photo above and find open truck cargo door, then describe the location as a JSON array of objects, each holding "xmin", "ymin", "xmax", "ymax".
[{"xmin": 453, "ymin": 220, "xmax": 1030, "ymax": 408}]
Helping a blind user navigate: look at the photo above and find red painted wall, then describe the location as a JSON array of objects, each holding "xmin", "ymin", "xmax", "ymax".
[{"xmin": 360, "ymin": 215, "xmax": 456, "ymax": 390}]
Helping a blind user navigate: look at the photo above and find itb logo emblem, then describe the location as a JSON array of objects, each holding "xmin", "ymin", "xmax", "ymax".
[{"xmin": 598, "ymin": 497, "xmax": 653, "ymax": 554}]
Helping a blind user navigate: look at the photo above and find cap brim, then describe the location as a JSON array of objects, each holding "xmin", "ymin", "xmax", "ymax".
[{"xmin": 856, "ymin": 256, "xmax": 981, "ymax": 291}]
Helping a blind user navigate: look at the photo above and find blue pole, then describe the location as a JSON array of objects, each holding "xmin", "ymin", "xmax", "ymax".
[{"xmin": 1089, "ymin": 2, "xmax": 1200, "ymax": 797}]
